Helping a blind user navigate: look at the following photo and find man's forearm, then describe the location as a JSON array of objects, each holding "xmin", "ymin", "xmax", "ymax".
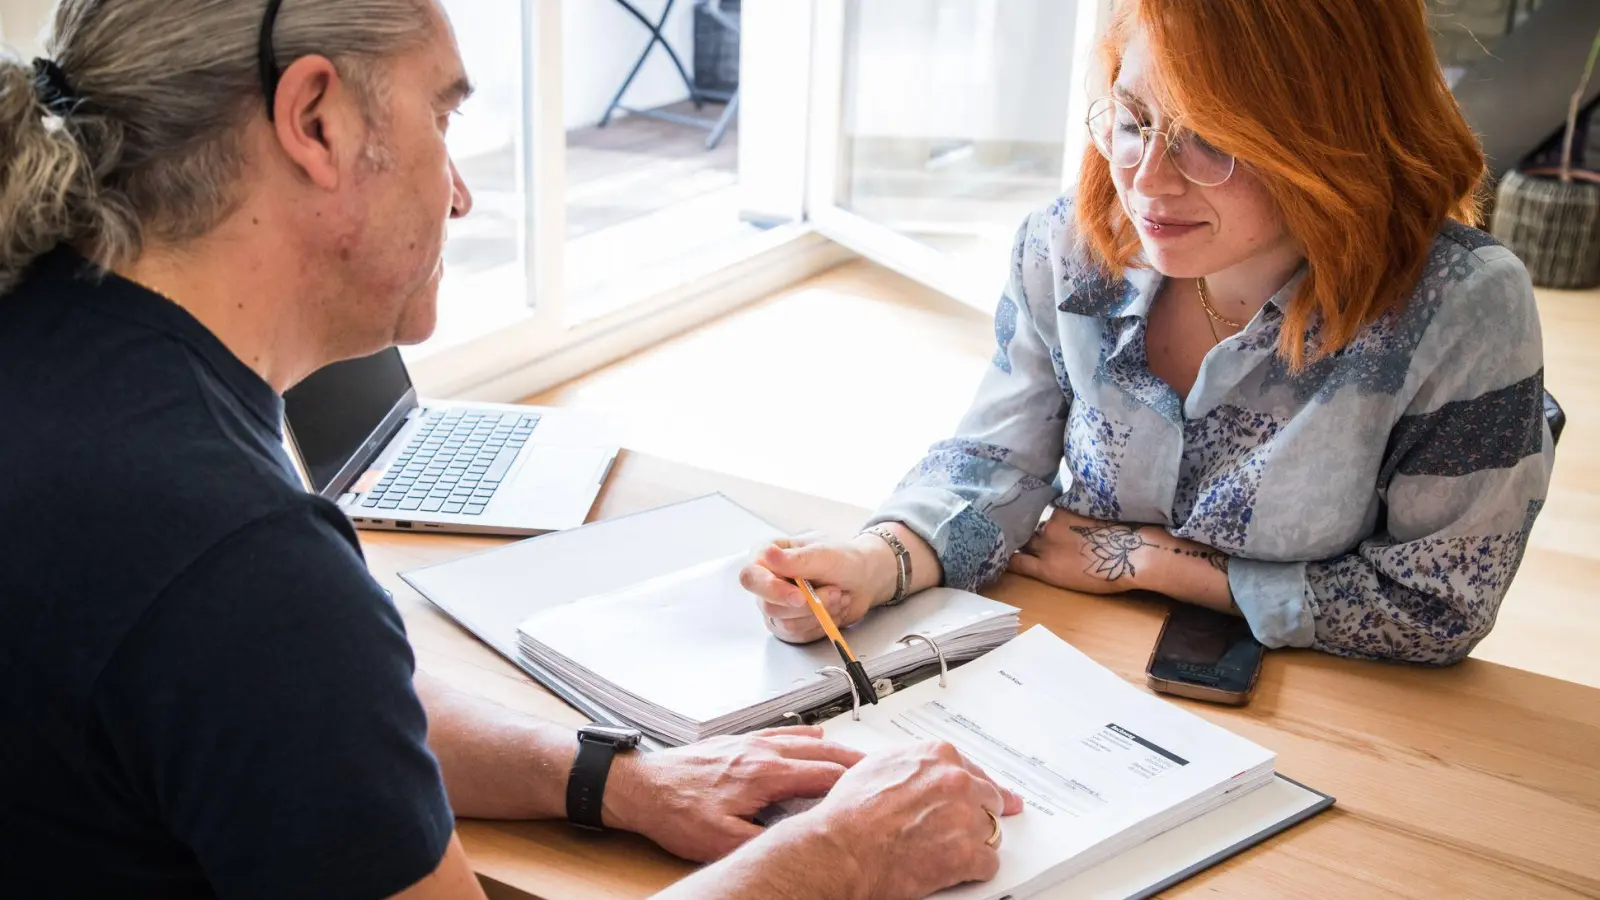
[
  {"xmin": 415, "ymin": 671, "xmax": 577, "ymax": 820},
  {"xmin": 653, "ymin": 817, "xmax": 863, "ymax": 900}
]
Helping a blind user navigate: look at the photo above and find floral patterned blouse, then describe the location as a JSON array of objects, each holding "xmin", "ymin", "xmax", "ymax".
[{"xmin": 868, "ymin": 196, "xmax": 1553, "ymax": 664}]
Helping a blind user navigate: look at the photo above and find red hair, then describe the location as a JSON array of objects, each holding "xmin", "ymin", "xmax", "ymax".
[{"xmin": 1076, "ymin": 0, "xmax": 1485, "ymax": 369}]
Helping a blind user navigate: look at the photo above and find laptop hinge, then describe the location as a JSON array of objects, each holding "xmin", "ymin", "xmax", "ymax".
[{"xmin": 321, "ymin": 388, "xmax": 421, "ymax": 500}]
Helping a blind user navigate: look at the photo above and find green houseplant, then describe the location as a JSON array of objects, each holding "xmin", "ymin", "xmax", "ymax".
[{"xmin": 1492, "ymin": 26, "xmax": 1600, "ymax": 289}]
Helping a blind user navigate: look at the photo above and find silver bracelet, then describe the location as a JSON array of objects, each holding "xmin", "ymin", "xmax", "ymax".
[{"xmin": 863, "ymin": 524, "xmax": 912, "ymax": 606}]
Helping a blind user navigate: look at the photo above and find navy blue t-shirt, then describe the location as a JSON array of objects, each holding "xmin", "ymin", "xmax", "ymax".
[{"xmin": 0, "ymin": 249, "xmax": 454, "ymax": 898}]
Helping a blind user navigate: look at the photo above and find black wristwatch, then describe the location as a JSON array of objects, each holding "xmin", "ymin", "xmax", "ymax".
[{"xmin": 566, "ymin": 724, "xmax": 642, "ymax": 831}]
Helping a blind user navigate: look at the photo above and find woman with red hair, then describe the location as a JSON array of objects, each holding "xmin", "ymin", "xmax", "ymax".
[{"xmin": 745, "ymin": 0, "xmax": 1552, "ymax": 665}]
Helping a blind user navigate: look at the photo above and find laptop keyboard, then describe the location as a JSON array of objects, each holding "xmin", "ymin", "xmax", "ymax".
[{"xmin": 360, "ymin": 410, "xmax": 541, "ymax": 516}]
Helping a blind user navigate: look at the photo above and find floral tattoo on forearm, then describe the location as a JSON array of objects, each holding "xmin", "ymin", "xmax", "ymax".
[
  {"xmin": 1069, "ymin": 523, "xmax": 1153, "ymax": 581},
  {"xmin": 1070, "ymin": 523, "xmax": 1231, "ymax": 582}
]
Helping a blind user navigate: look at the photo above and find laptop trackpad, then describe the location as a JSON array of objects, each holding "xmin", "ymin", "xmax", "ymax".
[{"xmin": 513, "ymin": 443, "xmax": 610, "ymax": 487}]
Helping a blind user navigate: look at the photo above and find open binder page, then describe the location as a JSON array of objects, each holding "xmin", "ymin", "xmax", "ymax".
[
  {"xmin": 517, "ymin": 553, "xmax": 1019, "ymax": 744},
  {"xmin": 820, "ymin": 627, "xmax": 1277, "ymax": 900},
  {"xmin": 401, "ymin": 493, "xmax": 786, "ymax": 661}
]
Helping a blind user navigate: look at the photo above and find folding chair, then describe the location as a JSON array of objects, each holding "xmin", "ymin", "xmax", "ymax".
[{"xmin": 598, "ymin": 0, "xmax": 740, "ymax": 150}]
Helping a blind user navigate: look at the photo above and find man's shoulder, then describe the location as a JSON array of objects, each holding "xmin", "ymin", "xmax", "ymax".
[
  {"xmin": 0, "ymin": 270, "xmax": 308, "ymax": 589},
  {"xmin": 76, "ymin": 498, "xmax": 449, "ymax": 900},
  {"xmin": 1, "ymin": 489, "xmax": 351, "ymax": 661},
  {"xmin": 2, "ymin": 412, "xmax": 314, "ymax": 630},
  {"xmin": 0, "ymin": 379, "xmax": 334, "ymax": 705},
  {"xmin": 128, "ymin": 497, "xmax": 378, "ymax": 646}
]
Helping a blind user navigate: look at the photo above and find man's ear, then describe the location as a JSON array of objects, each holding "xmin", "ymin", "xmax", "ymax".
[{"xmin": 270, "ymin": 55, "xmax": 362, "ymax": 192}]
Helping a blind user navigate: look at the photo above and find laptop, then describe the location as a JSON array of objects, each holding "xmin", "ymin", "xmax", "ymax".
[{"xmin": 283, "ymin": 348, "xmax": 618, "ymax": 536}]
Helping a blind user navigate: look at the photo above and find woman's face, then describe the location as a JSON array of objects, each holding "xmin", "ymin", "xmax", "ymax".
[{"xmin": 1109, "ymin": 31, "xmax": 1298, "ymax": 280}]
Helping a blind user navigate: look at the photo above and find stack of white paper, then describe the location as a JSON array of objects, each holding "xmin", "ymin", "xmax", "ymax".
[{"xmin": 516, "ymin": 553, "xmax": 1021, "ymax": 744}]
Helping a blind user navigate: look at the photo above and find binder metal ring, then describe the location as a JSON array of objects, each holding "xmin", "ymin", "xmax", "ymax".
[
  {"xmin": 816, "ymin": 665, "xmax": 863, "ymax": 721},
  {"xmin": 899, "ymin": 633, "xmax": 949, "ymax": 687}
]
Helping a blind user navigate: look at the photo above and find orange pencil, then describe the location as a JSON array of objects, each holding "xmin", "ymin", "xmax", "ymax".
[{"xmin": 795, "ymin": 577, "xmax": 879, "ymax": 705}]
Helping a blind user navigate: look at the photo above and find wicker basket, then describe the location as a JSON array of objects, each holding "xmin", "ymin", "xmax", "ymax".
[{"xmin": 1491, "ymin": 168, "xmax": 1600, "ymax": 289}]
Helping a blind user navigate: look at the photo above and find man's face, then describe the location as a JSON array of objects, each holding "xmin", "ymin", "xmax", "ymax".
[{"xmin": 330, "ymin": 2, "xmax": 473, "ymax": 355}]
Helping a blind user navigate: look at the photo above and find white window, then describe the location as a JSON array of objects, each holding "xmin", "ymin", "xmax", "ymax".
[
  {"xmin": 412, "ymin": 0, "xmax": 834, "ymax": 401},
  {"xmin": 806, "ymin": 0, "xmax": 1113, "ymax": 313},
  {"xmin": 408, "ymin": 0, "xmax": 1112, "ymax": 396}
]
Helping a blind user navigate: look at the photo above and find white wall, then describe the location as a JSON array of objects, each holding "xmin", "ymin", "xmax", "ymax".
[
  {"xmin": 844, "ymin": 0, "xmax": 1077, "ymax": 145},
  {"xmin": 563, "ymin": 0, "xmax": 696, "ymax": 132},
  {"xmin": 0, "ymin": 0, "xmax": 55, "ymax": 57}
]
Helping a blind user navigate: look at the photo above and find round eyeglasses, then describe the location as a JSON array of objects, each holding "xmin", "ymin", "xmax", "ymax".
[{"xmin": 1085, "ymin": 97, "xmax": 1237, "ymax": 187}]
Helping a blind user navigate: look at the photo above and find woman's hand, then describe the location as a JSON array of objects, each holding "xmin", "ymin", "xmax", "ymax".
[
  {"xmin": 1010, "ymin": 509, "xmax": 1233, "ymax": 599},
  {"xmin": 1009, "ymin": 509, "xmax": 1159, "ymax": 594},
  {"xmin": 739, "ymin": 534, "xmax": 899, "ymax": 644}
]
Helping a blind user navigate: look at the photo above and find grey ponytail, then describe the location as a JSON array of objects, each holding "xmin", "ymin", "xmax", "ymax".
[
  {"xmin": 0, "ymin": 0, "xmax": 432, "ymax": 296},
  {"xmin": 0, "ymin": 51, "xmax": 109, "ymax": 295}
]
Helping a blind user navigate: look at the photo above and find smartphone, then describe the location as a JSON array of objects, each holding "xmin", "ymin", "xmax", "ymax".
[{"xmin": 1146, "ymin": 604, "xmax": 1264, "ymax": 706}]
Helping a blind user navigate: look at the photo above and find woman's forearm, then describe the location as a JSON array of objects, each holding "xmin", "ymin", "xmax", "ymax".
[
  {"xmin": 1124, "ymin": 526, "xmax": 1239, "ymax": 615},
  {"xmin": 834, "ymin": 523, "xmax": 947, "ymax": 612},
  {"xmin": 1008, "ymin": 512, "xmax": 1240, "ymax": 610}
]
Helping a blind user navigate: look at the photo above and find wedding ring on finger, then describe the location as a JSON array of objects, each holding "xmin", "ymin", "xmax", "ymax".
[{"xmin": 984, "ymin": 808, "xmax": 1002, "ymax": 848}]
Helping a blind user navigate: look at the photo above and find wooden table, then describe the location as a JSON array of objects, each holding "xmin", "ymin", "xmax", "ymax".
[{"xmin": 361, "ymin": 452, "xmax": 1600, "ymax": 900}]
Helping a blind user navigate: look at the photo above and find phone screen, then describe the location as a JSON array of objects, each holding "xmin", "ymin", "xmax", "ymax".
[{"xmin": 1149, "ymin": 605, "xmax": 1264, "ymax": 696}]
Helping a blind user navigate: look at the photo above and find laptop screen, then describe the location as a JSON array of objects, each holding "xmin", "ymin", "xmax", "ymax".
[{"xmin": 284, "ymin": 348, "xmax": 414, "ymax": 493}]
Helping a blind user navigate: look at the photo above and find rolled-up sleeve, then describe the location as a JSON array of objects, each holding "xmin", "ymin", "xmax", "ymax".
[
  {"xmin": 1230, "ymin": 254, "xmax": 1552, "ymax": 663},
  {"xmin": 868, "ymin": 215, "xmax": 1067, "ymax": 590}
]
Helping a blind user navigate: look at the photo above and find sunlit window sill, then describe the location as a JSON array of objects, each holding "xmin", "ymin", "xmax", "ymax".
[{"xmin": 403, "ymin": 223, "xmax": 854, "ymax": 402}]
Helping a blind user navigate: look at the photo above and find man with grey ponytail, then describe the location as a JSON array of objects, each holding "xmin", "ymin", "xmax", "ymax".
[{"xmin": 0, "ymin": 2, "xmax": 1017, "ymax": 899}]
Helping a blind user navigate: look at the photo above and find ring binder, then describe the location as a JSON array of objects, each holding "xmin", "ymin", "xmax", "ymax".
[
  {"xmin": 815, "ymin": 666, "xmax": 863, "ymax": 721},
  {"xmin": 899, "ymin": 633, "xmax": 949, "ymax": 688}
]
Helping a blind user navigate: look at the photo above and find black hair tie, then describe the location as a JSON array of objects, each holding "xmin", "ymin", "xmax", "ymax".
[{"xmin": 30, "ymin": 58, "xmax": 81, "ymax": 116}]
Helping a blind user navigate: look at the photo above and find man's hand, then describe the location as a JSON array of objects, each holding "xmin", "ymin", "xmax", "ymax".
[
  {"xmin": 652, "ymin": 741, "xmax": 1025, "ymax": 900},
  {"xmin": 800, "ymin": 742, "xmax": 1025, "ymax": 900},
  {"xmin": 604, "ymin": 725, "xmax": 863, "ymax": 862}
]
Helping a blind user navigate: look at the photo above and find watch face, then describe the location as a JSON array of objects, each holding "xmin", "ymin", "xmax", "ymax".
[{"xmin": 580, "ymin": 725, "xmax": 643, "ymax": 748}]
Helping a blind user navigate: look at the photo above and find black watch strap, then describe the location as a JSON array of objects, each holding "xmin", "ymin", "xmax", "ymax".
[{"xmin": 566, "ymin": 726, "xmax": 640, "ymax": 831}]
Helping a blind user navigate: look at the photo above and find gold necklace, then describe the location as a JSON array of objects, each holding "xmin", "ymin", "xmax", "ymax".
[{"xmin": 1196, "ymin": 277, "xmax": 1247, "ymax": 334}]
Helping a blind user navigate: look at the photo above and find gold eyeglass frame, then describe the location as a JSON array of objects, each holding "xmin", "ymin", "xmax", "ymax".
[{"xmin": 1085, "ymin": 96, "xmax": 1238, "ymax": 188}]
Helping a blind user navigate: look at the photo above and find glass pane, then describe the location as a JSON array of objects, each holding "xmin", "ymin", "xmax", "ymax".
[
  {"xmin": 837, "ymin": 0, "xmax": 1077, "ymax": 276},
  {"xmin": 562, "ymin": 0, "xmax": 763, "ymax": 322},
  {"xmin": 1430, "ymin": 0, "xmax": 1535, "ymax": 83},
  {"xmin": 428, "ymin": 0, "xmax": 530, "ymax": 350}
]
